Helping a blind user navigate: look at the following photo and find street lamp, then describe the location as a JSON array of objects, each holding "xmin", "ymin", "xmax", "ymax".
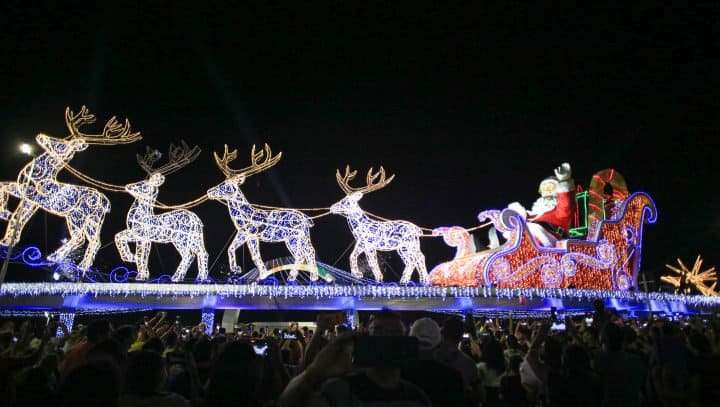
[{"xmin": 19, "ymin": 143, "xmax": 34, "ymax": 156}]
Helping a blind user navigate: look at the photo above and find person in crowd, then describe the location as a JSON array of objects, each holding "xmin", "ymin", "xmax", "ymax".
[
  {"xmin": 499, "ymin": 354, "xmax": 527, "ymax": 407},
  {"xmin": 594, "ymin": 322, "xmax": 647, "ymax": 406},
  {"xmin": 279, "ymin": 310, "xmax": 431, "ymax": 407},
  {"xmin": 434, "ymin": 316, "xmax": 483, "ymax": 403},
  {"xmin": 61, "ymin": 318, "xmax": 111, "ymax": 374},
  {"xmin": 403, "ymin": 317, "xmax": 465, "ymax": 406},
  {"xmin": 120, "ymin": 350, "xmax": 189, "ymax": 407},
  {"xmin": 477, "ymin": 335, "xmax": 505, "ymax": 406}
]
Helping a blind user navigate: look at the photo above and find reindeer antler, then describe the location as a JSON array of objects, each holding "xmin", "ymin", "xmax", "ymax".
[
  {"xmin": 137, "ymin": 140, "xmax": 201, "ymax": 176},
  {"xmin": 213, "ymin": 144, "xmax": 282, "ymax": 178},
  {"xmin": 335, "ymin": 166, "xmax": 395, "ymax": 195},
  {"xmin": 65, "ymin": 106, "xmax": 141, "ymax": 145}
]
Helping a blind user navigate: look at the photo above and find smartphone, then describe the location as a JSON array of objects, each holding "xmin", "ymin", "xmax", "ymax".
[
  {"xmin": 253, "ymin": 341, "xmax": 269, "ymax": 356},
  {"xmin": 353, "ymin": 336, "xmax": 418, "ymax": 367},
  {"xmin": 462, "ymin": 333, "xmax": 470, "ymax": 339},
  {"xmin": 550, "ymin": 322, "xmax": 566, "ymax": 331},
  {"xmin": 283, "ymin": 332, "xmax": 297, "ymax": 340},
  {"xmin": 585, "ymin": 317, "xmax": 593, "ymax": 325}
]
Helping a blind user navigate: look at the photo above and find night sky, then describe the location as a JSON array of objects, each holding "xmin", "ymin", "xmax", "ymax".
[{"xmin": 1, "ymin": 3, "xmax": 718, "ymax": 286}]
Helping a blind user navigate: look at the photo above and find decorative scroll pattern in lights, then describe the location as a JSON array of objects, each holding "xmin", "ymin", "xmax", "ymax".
[
  {"xmin": 662, "ymin": 256, "xmax": 717, "ymax": 296},
  {"xmin": 3, "ymin": 282, "xmax": 720, "ymax": 307},
  {"xmin": 0, "ymin": 107, "xmax": 140, "ymax": 271},
  {"xmin": 207, "ymin": 145, "xmax": 318, "ymax": 281},
  {"xmin": 331, "ymin": 166, "xmax": 428, "ymax": 284},
  {"xmin": 115, "ymin": 142, "xmax": 208, "ymax": 282}
]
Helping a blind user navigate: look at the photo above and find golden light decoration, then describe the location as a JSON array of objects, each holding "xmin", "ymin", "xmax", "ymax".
[
  {"xmin": 115, "ymin": 142, "xmax": 209, "ymax": 282},
  {"xmin": 0, "ymin": 107, "xmax": 140, "ymax": 271},
  {"xmin": 206, "ymin": 144, "xmax": 319, "ymax": 282},
  {"xmin": 662, "ymin": 256, "xmax": 717, "ymax": 296}
]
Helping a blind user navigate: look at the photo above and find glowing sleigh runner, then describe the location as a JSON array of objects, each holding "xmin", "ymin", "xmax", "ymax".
[{"xmin": 429, "ymin": 171, "xmax": 657, "ymax": 290}]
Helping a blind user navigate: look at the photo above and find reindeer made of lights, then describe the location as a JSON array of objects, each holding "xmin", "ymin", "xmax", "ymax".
[
  {"xmin": 207, "ymin": 144, "xmax": 318, "ymax": 281},
  {"xmin": 0, "ymin": 107, "xmax": 140, "ymax": 270},
  {"xmin": 330, "ymin": 166, "xmax": 428, "ymax": 284},
  {"xmin": 114, "ymin": 142, "xmax": 208, "ymax": 282}
]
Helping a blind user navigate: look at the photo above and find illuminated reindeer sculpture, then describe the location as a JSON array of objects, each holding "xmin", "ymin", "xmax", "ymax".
[
  {"xmin": 330, "ymin": 166, "xmax": 428, "ymax": 284},
  {"xmin": 207, "ymin": 144, "xmax": 318, "ymax": 281},
  {"xmin": 0, "ymin": 106, "xmax": 140, "ymax": 270},
  {"xmin": 114, "ymin": 142, "xmax": 209, "ymax": 282}
]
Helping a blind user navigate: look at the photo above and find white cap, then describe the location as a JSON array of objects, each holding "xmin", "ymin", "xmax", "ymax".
[{"xmin": 409, "ymin": 318, "xmax": 441, "ymax": 350}]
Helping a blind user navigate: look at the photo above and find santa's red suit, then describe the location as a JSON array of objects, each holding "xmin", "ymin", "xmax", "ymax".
[
  {"xmin": 531, "ymin": 181, "xmax": 574, "ymax": 232},
  {"xmin": 506, "ymin": 163, "xmax": 575, "ymax": 247}
]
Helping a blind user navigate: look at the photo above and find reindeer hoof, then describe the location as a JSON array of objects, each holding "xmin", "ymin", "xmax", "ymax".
[
  {"xmin": 309, "ymin": 273, "xmax": 319, "ymax": 282},
  {"xmin": 287, "ymin": 272, "xmax": 298, "ymax": 281}
]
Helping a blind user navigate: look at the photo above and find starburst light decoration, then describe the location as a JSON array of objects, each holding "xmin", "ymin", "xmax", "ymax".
[
  {"xmin": 662, "ymin": 256, "xmax": 717, "ymax": 296},
  {"xmin": 207, "ymin": 144, "xmax": 319, "ymax": 281},
  {"xmin": 114, "ymin": 142, "xmax": 209, "ymax": 282},
  {"xmin": 330, "ymin": 166, "xmax": 428, "ymax": 285},
  {"xmin": 0, "ymin": 107, "xmax": 140, "ymax": 271}
]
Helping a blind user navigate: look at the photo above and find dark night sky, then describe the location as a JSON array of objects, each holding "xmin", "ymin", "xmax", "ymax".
[{"xmin": 0, "ymin": 2, "xmax": 718, "ymax": 284}]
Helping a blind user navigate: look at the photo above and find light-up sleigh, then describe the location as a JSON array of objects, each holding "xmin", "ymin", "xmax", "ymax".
[{"xmin": 429, "ymin": 172, "xmax": 657, "ymax": 290}]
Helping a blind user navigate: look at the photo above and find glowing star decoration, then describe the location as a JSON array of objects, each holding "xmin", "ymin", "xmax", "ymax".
[
  {"xmin": 114, "ymin": 142, "xmax": 209, "ymax": 282},
  {"xmin": 662, "ymin": 256, "xmax": 717, "ymax": 296},
  {"xmin": 207, "ymin": 144, "xmax": 318, "ymax": 281},
  {"xmin": 330, "ymin": 166, "xmax": 428, "ymax": 285},
  {"xmin": 0, "ymin": 106, "xmax": 141, "ymax": 271}
]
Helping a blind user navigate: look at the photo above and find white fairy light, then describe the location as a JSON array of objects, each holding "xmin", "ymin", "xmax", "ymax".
[
  {"xmin": 0, "ymin": 106, "xmax": 141, "ymax": 271},
  {"xmin": 330, "ymin": 166, "xmax": 428, "ymax": 285},
  {"xmin": 207, "ymin": 144, "xmax": 319, "ymax": 281},
  {"xmin": 114, "ymin": 142, "xmax": 209, "ymax": 282}
]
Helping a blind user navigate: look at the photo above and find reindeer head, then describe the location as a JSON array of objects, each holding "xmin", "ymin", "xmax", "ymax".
[
  {"xmin": 330, "ymin": 166, "xmax": 395, "ymax": 216},
  {"xmin": 128, "ymin": 141, "xmax": 200, "ymax": 201},
  {"xmin": 207, "ymin": 144, "xmax": 282, "ymax": 202}
]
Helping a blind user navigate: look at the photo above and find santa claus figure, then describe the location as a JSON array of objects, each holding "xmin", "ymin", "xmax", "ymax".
[{"xmin": 507, "ymin": 163, "xmax": 575, "ymax": 247}]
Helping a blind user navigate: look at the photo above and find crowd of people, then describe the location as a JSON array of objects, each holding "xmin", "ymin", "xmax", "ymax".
[{"xmin": 1, "ymin": 302, "xmax": 720, "ymax": 406}]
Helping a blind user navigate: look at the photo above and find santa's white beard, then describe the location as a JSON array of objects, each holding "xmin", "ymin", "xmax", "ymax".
[{"xmin": 530, "ymin": 196, "xmax": 557, "ymax": 216}]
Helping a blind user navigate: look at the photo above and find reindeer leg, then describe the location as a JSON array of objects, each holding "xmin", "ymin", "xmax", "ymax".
[
  {"xmin": 227, "ymin": 233, "xmax": 249, "ymax": 274},
  {"xmin": 1, "ymin": 200, "xmax": 38, "ymax": 246},
  {"xmin": 285, "ymin": 237, "xmax": 302, "ymax": 281},
  {"xmin": 115, "ymin": 230, "xmax": 136, "ymax": 263},
  {"xmin": 78, "ymin": 215, "xmax": 103, "ymax": 271},
  {"xmin": 301, "ymin": 235, "xmax": 319, "ymax": 281},
  {"xmin": 365, "ymin": 250, "xmax": 384, "ymax": 283},
  {"xmin": 349, "ymin": 245, "xmax": 363, "ymax": 278},
  {"xmin": 246, "ymin": 238, "xmax": 269, "ymax": 280},
  {"xmin": 0, "ymin": 182, "xmax": 19, "ymax": 221},
  {"xmin": 172, "ymin": 246, "xmax": 194, "ymax": 282},
  {"xmin": 48, "ymin": 227, "xmax": 84, "ymax": 264},
  {"xmin": 398, "ymin": 246, "xmax": 427, "ymax": 285},
  {"xmin": 194, "ymin": 235, "xmax": 209, "ymax": 281},
  {"xmin": 135, "ymin": 241, "xmax": 151, "ymax": 281}
]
